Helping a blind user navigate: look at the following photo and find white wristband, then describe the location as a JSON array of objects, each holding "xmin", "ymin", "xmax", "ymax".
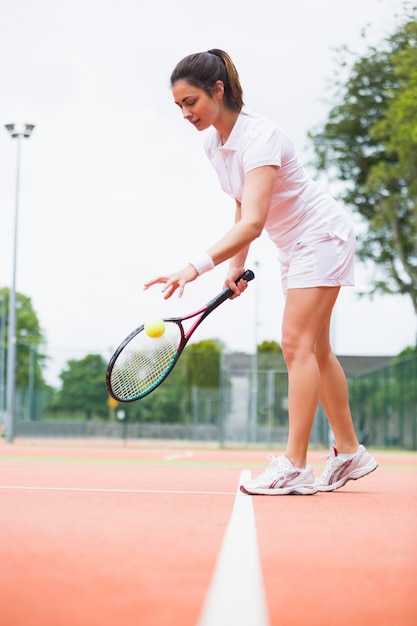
[{"xmin": 189, "ymin": 252, "xmax": 215, "ymax": 276}]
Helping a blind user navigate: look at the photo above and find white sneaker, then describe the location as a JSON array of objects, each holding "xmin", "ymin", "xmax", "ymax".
[
  {"xmin": 240, "ymin": 454, "xmax": 318, "ymax": 496},
  {"xmin": 317, "ymin": 445, "xmax": 378, "ymax": 492}
]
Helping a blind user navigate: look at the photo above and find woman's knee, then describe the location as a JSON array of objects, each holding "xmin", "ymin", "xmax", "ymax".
[
  {"xmin": 315, "ymin": 331, "xmax": 334, "ymax": 368},
  {"xmin": 315, "ymin": 343, "xmax": 331, "ymax": 367},
  {"xmin": 281, "ymin": 330, "xmax": 313, "ymax": 367},
  {"xmin": 280, "ymin": 333, "xmax": 294, "ymax": 365}
]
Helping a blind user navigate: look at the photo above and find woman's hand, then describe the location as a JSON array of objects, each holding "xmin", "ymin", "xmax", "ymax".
[
  {"xmin": 143, "ymin": 264, "xmax": 198, "ymax": 299},
  {"xmin": 223, "ymin": 266, "xmax": 249, "ymax": 299}
]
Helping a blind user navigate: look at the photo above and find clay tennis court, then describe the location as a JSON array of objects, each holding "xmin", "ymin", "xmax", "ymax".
[{"xmin": 1, "ymin": 439, "xmax": 416, "ymax": 626}]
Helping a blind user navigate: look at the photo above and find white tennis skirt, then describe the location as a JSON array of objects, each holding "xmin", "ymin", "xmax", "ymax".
[{"xmin": 279, "ymin": 227, "xmax": 356, "ymax": 295}]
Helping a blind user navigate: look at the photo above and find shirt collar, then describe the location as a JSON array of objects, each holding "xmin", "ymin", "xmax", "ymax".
[{"xmin": 218, "ymin": 108, "xmax": 250, "ymax": 151}]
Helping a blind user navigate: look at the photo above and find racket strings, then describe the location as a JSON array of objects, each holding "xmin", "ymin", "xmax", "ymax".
[{"xmin": 109, "ymin": 323, "xmax": 182, "ymax": 401}]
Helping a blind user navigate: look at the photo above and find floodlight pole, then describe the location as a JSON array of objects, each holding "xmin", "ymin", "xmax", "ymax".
[
  {"xmin": 4, "ymin": 123, "xmax": 35, "ymax": 443},
  {"xmin": 249, "ymin": 261, "xmax": 260, "ymax": 442},
  {"xmin": 0, "ymin": 294, "xmax": 6, "ymax": 421}
]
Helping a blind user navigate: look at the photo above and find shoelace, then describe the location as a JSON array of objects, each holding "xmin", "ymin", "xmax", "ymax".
[
  {"xmin": 257, "ymin": 454, "xmax": 291, "ymax": 480},
  {"xmin": 320, "ymin": 453, "xmax": 346, "ymax": 480},
  {"xmin": 321, "ymin": 452, "xmax": 350, "ymax": 464}
]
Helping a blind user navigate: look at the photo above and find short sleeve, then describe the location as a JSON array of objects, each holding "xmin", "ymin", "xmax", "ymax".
[{"xmin": 239, "ymin": 122, "xmax": 284, "ymax": 173}]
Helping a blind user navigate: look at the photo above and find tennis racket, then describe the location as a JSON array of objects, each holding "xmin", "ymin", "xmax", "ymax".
[{"xmin": 106, "ymin": 269, "xmax": 255, "ymax": 402}]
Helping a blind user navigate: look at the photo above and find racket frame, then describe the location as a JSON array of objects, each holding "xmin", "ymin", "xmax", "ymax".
[{"xmin": 106, "ymin": 269, "xmax": 254, "ymax": 402}]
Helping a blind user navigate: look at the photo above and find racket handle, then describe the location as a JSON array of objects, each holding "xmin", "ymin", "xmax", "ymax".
[
  {"xmin": 206, "ymin": 269, "xmax": 255, "ymax": 310},
  {"xmin": 235, "ymin": 269, "xmax": 255, "ymax": 285},
  {"xmin": 227, "ymin": 269, "xmax": 255, "ymax": 296}
]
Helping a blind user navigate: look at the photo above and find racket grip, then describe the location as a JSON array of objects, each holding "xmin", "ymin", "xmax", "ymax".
[
  {"xmin": 237, "ymin": 269, "xmax": 255, "ymax": 284},
  {"xmin": 211, "ymin": 269, "xmax": 255, "ymax": 306}
]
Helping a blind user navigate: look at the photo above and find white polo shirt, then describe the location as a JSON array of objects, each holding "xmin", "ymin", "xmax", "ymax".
[{"xmin": 203, "ymin": 108, "xmax": 353, "ymax": 252}]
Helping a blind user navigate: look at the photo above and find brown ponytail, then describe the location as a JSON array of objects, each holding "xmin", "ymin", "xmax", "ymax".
[{"xmin": 170, "ymin": 49, "xmax": 244, "ymax": 112}]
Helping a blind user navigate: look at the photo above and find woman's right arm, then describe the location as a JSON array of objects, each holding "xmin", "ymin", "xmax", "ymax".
[{"xmin": 222, "ymin": 201, "xmax": 250, "ymax": 291}]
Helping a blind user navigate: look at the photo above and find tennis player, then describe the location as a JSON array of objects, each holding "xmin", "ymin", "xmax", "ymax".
[{"xmin": 144, "ymin": 49, "xmax": 377, "ymax": 495}]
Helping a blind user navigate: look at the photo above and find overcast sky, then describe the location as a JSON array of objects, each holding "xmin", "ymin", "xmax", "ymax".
[{"xmin": 0, "ymin": 0, "xmax": 415, "ymax": 387}]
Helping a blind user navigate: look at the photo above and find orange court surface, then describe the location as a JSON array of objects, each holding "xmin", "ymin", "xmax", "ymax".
[{"xmin": 1, "ymin": 438, "xmax": 416, "ymax": 626}]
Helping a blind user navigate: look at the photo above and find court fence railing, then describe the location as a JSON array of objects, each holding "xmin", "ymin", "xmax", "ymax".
[{"xmin": 4, "ymin": 354, "xmax": 417, "ymax": 450}]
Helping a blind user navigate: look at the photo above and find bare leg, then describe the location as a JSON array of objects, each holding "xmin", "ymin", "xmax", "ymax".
[
  {"xmin": 281, "ymin": 286, "xmax": 347, "ymax": 467},
  {"xmin": 316, "ymin": 320, "xmax": 359, "ymax": 453}
]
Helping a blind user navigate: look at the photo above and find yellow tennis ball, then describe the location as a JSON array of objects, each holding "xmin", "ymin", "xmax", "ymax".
[{"xmin": 144, "ymin": 317, "xmax": 166, "ymax": 338}]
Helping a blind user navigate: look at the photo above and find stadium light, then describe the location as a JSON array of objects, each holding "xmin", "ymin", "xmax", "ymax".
[{"xmin": 4, "ymin": 123, "xmax": 35, "ymax": 443}]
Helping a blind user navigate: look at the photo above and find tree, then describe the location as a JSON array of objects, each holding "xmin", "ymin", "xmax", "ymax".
[
  {"xmin": 55, "ymin": 354, "xmax": 108, "ymax": 419},
  {"xmin": 310, "ymin": 6, "xmax": 417, "ymax": 317},
  {"xmin": 258, "ymin": 340, "xmax": 282, "ymax": 353},
  {"xmin": 183, "ymin": 339, "xmax": 224, "ymax": 388},
  {"xmin": 127, "ymin": 361, "xmax": 186, "ymax": 423},
  {"xmin": 0, "ymin": 287, "xmax": 47, "ymax": 389},
  {"xmin": 257, "ymin": 340, "xmax": 285, "ymax": 371}
]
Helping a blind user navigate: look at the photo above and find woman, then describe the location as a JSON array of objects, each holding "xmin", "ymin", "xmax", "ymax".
[{"xmin": 144, "ymin": 49, "xmax": 377, "ymax": 495}]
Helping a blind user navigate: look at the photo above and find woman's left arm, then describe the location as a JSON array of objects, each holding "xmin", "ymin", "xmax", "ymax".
[
  {"xmin": 209, "ymin": 165, "xmax": 277, "ymax": 295},
  {"xmin": 144, "ymin": 165, "xmax": 277, "ymax": 298}
]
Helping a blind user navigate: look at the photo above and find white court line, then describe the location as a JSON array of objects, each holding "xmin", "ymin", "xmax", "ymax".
[
  {"xmin": 1, "ymin": 475, "xmax": 271, "ymax": 624},
  {"xmin": 0, "ymin": 485, "xmax": 234, "ymax": 496},
  {"xmin": 197, "ymin": 470, "xmax": 270, "ymax": 626}
]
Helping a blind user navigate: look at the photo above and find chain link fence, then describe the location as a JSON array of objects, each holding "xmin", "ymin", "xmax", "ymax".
[
  {"xmin": 4, "ymin": 354, "xmax": 417, "ymax": 450},
  {"xmin": 348, "ymin": 355, "xmax": 417, "ymax": 450}
]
